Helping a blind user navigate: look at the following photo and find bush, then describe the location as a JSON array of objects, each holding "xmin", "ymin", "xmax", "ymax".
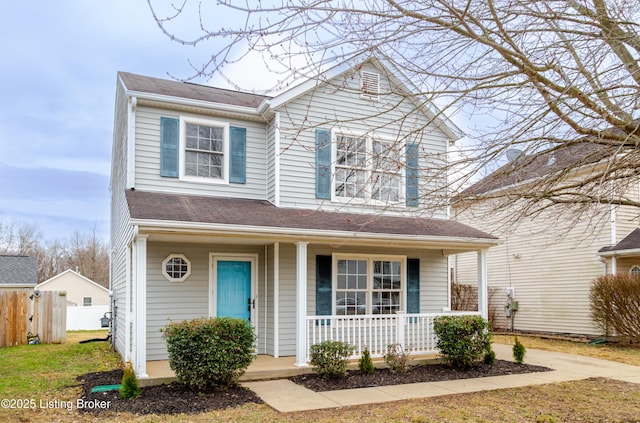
[
  {"xmin": 433, "ymin": 315, "xmax": 492, "ymax": 368},
  {"xmin": 359, "ymin": 347, "xmax": 375, "ymax": 375},
  {"xmin": 590, "ymin": 274, "xmax": 640, "ymax": 339},
  {"xmin": 119, "ymin": 362, "xmax": 141, "ymax": 399},
  {"xmin": 483, "ymin": 349, "xmax": 496, "ymax": 365},
  {"xmin": 163, "ymin": 317, "xmax": 256, "ymax": 391},
  {"xmin": 384, "ymin": 343, "xmax": 410, "ymax": 372},
  {"xmin": 309, "ymin": 340, "xmax": 354, "ymax": 379},
  {"xmin": 513, "ymin": 336, "xmax": 526, "ymax": 364}
]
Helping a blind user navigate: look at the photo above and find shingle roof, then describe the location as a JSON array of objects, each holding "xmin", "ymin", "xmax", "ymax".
[
  {"xmin": 598, "ymin": 228, "xmax": 640, "ymax": 253},
  {"xmin": 126, "ymin": 189, "xmax": 497, "ymax": 241},
  {"xmin": 0, "ymin": 255, "xmax": 37, "ymax": 286},
  {"xmin": 460, "ymin": 142, "xmax": 614, "ymax": 197},
  {"xmin": 118, "ymin": 71, "xmax": 271, "ymax": 108}
]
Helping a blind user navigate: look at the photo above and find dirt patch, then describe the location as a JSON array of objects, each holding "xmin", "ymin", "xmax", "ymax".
[
  {"xmin": 76, "ymin": 369, "xmax": 263, "ymax": 415},
  {"xmin": 290, "ymin": 359, "xmax": 551, "ymax": 391}
]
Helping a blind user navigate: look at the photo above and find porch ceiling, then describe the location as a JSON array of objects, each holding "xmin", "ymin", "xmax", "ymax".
[{"xmin": 127, "ymin": 189, "xmax": 499, "ymax": 251}]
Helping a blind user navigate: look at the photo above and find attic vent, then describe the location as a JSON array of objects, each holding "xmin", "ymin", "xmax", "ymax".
[{"xmin": 361, "ymin": 71, "xmax": 380, "ymax": 99}]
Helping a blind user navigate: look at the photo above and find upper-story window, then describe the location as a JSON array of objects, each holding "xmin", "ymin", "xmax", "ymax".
[
  {"xmin": 160, "ymin": 116, "xmax": 246, "ymax": 184},
  {"xmin": 181, "ymin": 118, "xmax": 229, "ymax": 183},
  {"xmin": 334, "ymin": 133, "xmax": 405, "ymax": 204},
  {"xmin": 185, "ymin": 123, "xmax": 225, "ymax": 179}
]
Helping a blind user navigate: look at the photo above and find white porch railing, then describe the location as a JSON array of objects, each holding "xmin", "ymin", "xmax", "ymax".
[{"xmin": 305, "ymin": 311, "xmax": 480, "ymax": 362}]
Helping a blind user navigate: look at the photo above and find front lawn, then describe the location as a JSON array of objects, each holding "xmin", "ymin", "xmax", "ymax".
[{"xmin": 0, "ymin": 331, "xmax": 638, "ymax": 422}]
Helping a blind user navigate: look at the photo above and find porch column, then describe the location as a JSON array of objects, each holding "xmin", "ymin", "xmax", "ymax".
[
  {"xmin": 611, "ymin": 255, "xmax": 618, "ymax": 275},
  {"xmin": 295, "ymin": 242, "xmax": 309, "ymax": 367},
  {"xmin": 133, "ymin": 234, "xmax": 148, "ymax": 378},
  {"xmin": 477, "ymin": 250, "xmax": 488, "ymax": 321}
]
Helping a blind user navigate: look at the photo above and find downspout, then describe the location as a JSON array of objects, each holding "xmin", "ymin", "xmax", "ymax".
[
  {"xmin": 126, "ymin": 96, "xmax": 137, "ymax": 189},
  {"xmin": 274, "ymin": 112, "xmax": 281, "ymax": 206}
]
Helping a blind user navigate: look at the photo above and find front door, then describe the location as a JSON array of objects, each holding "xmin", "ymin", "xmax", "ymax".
[{"xmin": 216, "ymin": 260, "xmax": 252, "ymax": 321}]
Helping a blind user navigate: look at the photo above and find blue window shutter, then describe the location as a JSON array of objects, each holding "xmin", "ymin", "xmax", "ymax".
[
  {"xmin": 315, "ymin": 129, "xmax": 332, "ymax": 199},
  {"xmin": 406, "ymin": 143, "xmax": 419, "ymax": 206},
  {"xmin": 316, "ymin": 255, "xmax": 332, "ymax": 324},
  {"xmin": 230, "ymin": 126, "xmax": 247, "ymax": 184},
  {"xmin": 407, "ymin": 258, "xmax": 420, "ymax": 314},
  {"xmin": 160, "ymin": 117, "xmax": 179, "ymax": 177}
]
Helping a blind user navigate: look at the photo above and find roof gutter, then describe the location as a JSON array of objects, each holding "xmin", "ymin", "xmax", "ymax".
[
  {"xmin": 124, "ymin": 89, "xmax": 263, "ymax": 118},
  {"xmin": 597, "ymin": 247, "xmax": 640, "ymax": 257},
  {"xmin": 129, "ymin": 218, "xmax": 499, "ymax": 249}
]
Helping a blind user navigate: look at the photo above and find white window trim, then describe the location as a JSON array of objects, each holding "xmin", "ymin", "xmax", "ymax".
[
  {"xmin": 331, "ymin": 253, "xmax": 406, "ymax": 315},
  {"xmin": 179, "ymin": 116, "xmax": 230, "ymax": 184},
  {"xmin": 162, "ymin": 253, "xmax": 192, "ymax": 283},
  {"xmin": 330, "ymin": 129, "xmax": 406, "ymax": 206}
]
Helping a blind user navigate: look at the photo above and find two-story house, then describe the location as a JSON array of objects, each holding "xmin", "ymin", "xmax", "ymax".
[
  {"xmin": 110, "ymin": 54, "xmax": 498, "ymax": 377},
  {"xmin": 452, "ymin": 142, "xmax": 640, "ymax": 336}
]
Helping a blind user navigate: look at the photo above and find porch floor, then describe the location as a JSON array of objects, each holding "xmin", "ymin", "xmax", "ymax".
[
  {"xmin": 142, "ymin": 355, "xmax": 311, "ymax": 387},
  {"xmin": 142, "ymin": 353, "xmax": 439, "ymax": 387}
]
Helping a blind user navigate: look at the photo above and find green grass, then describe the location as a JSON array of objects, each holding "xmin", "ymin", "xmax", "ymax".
[{"xmin": 0, "ymin": 330, "xmax": 121, "ymax": 398}]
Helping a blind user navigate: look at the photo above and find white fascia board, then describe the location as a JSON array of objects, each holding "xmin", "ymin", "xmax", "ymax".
[
  {"xmin": 267, "ymin": 53, "xmax": 370, "ymax": 110},
  {"xmin": 130, "ymin": 218, "xmax": 499, "ymax": 249},
  {"xmin": 597, "ymin": 247, "xmax": 640, "ymax": 257},
  {"xmin": 124, "ymin": 89, "xmax": 262, "ymax": 118}
]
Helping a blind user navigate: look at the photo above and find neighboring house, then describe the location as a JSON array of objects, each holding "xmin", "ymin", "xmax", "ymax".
[
  {"xmin": 0, "ymin": 255, "xmax": 37, "ymax": 291},
  {"xmin": 452, "ymin": 143, "xmax": 640, "ymax": 336},
  {"xmin": 36, "ymin": 269, "xmax": 110, "ymax": 307},
  {"xmin": 597, "ymin": 228, "xmax": 640, "ymax": 274},
  {"xmin": 110, "ymin": 53, "xmax": 498, "ymax": 377}
]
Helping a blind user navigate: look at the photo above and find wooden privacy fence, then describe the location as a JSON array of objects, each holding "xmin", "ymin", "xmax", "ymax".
[{"xmin": 0, "ymin": 290, "xmax": 67, "ymax": 347}]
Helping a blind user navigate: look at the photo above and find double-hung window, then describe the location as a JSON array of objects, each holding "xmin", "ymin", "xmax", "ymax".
[
  {"xmin": 333, "ymin": 255, "xmax": 405, "ymax": 315},
  {"xmin": 180, "ymin": 118, "xmax": 229, "ymax": 183},
  {"xmin": 333, "ymin": 133, "xmax": 404, "ymax": 204}
]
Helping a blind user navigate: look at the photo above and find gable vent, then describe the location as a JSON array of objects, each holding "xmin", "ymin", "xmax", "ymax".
[{"xmin": 361, "ymin": 71, "xmax": 380, "ymax": 100}]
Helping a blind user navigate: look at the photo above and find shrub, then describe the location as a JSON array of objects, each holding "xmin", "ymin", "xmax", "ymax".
[
  {"xmin": 590, "ymin": 274, "xmax": 640, "ymax": 339},
  {"xmin": 433, "ymin": 315, "xmax": 492, "ymax": 368},
  {"xmin": 513, "ymin": 336, "xmax": 526, "ymax": 364},
  {"xmin": 309, "ymin": 340, "xmax": 354, "ymax": 379},
  {"xmin": 119, "ymin": 362, "xmax": 141, "ymax": 399},
  {"xmin": 163, "ymin": 317, "xmax": 256, "ymax": 391},
  {"xmin": 483, "ymin": 349, "xmax": 496, "ymax": 365},
  {"xmin": 359, "ymin": 347, "xmax": 375, "ymax": 375},
  {"xmin": 384, "ymin": 343, "xmax": 410, "ymax": 372}
]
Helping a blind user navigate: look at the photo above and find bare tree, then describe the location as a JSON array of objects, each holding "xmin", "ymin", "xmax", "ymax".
[
  {"xmin": 147, "ymin": 0, "xmax": 640, "ymax": 221},
  {"xmin": 63, "ymin": 228, "xmax": 110, "ymax": 288},
  {"xmin": 0, "ymin": 219, "xmax": 109, "ymax": 286}
]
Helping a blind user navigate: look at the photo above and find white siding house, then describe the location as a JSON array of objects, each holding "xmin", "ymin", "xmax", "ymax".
[
  {"xmin": 110, "ymin": 54, "xmax": 498, "ymax": 377},
  {"xmin": 452, "ymin": 145, "xmax": 640, "ymax": 336}
]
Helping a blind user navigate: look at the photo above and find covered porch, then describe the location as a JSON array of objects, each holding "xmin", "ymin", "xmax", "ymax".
[{"xmin": 123, "ymin": 190, "xmax": 498, "ymax": 378}]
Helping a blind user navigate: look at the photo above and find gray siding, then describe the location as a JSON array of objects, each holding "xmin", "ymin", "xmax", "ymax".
[
  {"xmin": 275, "ymin": 62, "xmax": 450, "ymax": 218},
  {"xmin": 145, "ymin": 242, "xmax": 265, "ymax": 361},
  {"xmin": 110, "ymin": 81, "xmax": 134, "ymax": 358},
  {"xmin": 133, "ymin": 107, "xmax": 268, "ymax": 200}
]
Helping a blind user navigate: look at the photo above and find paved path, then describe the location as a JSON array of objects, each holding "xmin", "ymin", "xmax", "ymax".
[{"xmin": 242, "ymin": 344, "xmax": 640, "ymax": 412}]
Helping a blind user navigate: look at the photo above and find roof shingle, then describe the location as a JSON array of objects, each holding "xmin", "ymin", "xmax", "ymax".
[
  {"xmin": 0, "ymin": 255, "xmax": 37, "ymax": 286},
  {"xmin": 118, "ymin": 72, "xmax": 271, "ymax": 108},
  {"xmin": 126, "ymin": 190, "xmax": 497, "ymax": 241}
]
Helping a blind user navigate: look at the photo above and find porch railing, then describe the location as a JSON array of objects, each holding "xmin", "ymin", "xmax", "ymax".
[{"xmin": 305, "ymin": 311, "xmax": 480, "ymax": 362}]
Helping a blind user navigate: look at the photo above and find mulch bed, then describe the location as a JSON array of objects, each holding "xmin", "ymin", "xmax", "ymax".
[
  {"xmin": 77, "ymin": 360, "xmax": 551, "ymax": 415},
  {"xmin": 76, "ymin": 369, "xmax": 263, "ymax": 415},
  {"xmin": 290, "ymin": 359, "xmax": 552, "ymax": 392}
]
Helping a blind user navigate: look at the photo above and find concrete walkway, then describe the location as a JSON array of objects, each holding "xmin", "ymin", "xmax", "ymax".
[{"xmin": 242, "ymin": 344, "xmax": 640, "ymax": 412}]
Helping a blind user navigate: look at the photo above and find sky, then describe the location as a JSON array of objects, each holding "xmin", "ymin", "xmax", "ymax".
[{"xmin": 0, "ymin": 2, "xmax": 255, "ymax": 244}]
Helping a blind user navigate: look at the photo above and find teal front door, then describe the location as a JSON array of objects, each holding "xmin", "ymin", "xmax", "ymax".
[{"xmin": 216, "ymin": 260, "xmax": 252, "ymax": 321}]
